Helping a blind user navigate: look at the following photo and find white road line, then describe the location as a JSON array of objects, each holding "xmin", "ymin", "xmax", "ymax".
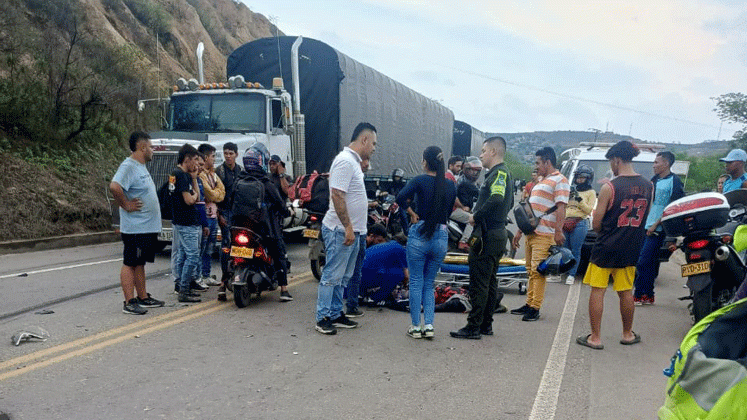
[
  {"xmin": 0, "ymin": 258, "xmax": 124, "ymax": 279},
  {"xmin": 528, "ymin": 281, "xmax": 582, "ymax": 420}
]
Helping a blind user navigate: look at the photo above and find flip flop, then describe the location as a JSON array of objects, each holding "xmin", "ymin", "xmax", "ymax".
[
  {"xmin": 576, "ymin": 334, "xmax": 604, "ymax": 350},
  {"xmin": 620, "ymin": 332, "xmax": 641, "ymax": 345}
]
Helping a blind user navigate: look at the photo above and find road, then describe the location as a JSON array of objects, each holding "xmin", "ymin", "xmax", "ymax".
[{"xmin": 0, "ymin": 237, "xmax": 693, "ymax": 419}]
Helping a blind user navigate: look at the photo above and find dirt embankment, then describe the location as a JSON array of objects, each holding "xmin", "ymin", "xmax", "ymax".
[{"xmin": 0, "ymin": 154, "xmax": 116, "ymax": 241}]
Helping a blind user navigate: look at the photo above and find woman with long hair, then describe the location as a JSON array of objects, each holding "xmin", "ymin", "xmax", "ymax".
[{"xmin": 396, "ymin": 146, "xmax": 457, "ymax": 339}]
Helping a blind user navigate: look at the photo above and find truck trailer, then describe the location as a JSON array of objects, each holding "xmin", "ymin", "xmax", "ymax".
[{"xmin": 452, "ymin": 120, "xmax": 486, "ymax": 159}]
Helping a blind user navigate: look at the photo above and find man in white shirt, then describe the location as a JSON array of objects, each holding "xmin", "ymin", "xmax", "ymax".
[{"xmin": 315, "ymin": 123, "xmax": 377, "ymax": 335}]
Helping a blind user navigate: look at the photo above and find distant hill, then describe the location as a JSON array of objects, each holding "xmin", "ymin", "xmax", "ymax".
[{"xmin": 488, "ymin": 131, "xmax": 731, "ymax": 163}]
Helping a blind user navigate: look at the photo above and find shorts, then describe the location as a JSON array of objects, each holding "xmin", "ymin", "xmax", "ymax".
[
  {"xmin": 121, "ymin": 233, "xmax": 158, "ymax": 267},
  {"xmin": 582, "ymin": 263, "xmax": 635, "ymax": 291}
]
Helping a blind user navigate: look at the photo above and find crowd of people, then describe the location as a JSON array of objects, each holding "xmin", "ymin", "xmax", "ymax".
[{"xmin": 111, "ymin": 128, "xmax": 745, "ymax": 345}]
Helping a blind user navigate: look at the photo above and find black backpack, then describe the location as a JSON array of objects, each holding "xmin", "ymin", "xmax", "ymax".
[
  {"xmin": 157, "ymin": 174, "xmax": 176, "ymax": 221},
  {"xmin": 232, "ymin": 175, "xmax": 266, "ymax": 223}
]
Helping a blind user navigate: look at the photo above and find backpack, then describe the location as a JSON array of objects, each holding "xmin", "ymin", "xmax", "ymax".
[
  {"xmin": 157, "ymin": 174, "xmax": 176, "ymax": 221},
  {"xmin": 289, "ymin": 171, "xmax": 330, "ymax": 214},
  {"xmin": 658, "ymin": 298, "xmax": 747, "ymax": 420},
  {"xmin": 232, "ymin": 175, "xmax": 266, "ymax": 223},
  {"xmin": 513, "ymin": 200, "xmax": 557, "ymax": 235}
]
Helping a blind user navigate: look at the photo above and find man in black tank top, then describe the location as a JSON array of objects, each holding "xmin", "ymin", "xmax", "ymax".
[{"xmin": 577, "ymin": 141, "xmax": 652, "ymax": 350}]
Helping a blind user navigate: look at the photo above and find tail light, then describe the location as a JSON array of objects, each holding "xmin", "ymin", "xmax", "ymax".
[
  {"xmin": 235, "ymin": 232, "xmax": 250, "ymax": 245},
  {"xmin": 687, "ymin": 239, "xmax": 709, "ymax": 250},
  {"xmin": 310, "ymin": 215, "xmax": 318, "ymax": 222}
]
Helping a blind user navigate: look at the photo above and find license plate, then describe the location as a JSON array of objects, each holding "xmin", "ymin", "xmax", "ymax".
[
  {"xmin": 681, "ymin": 261, "xmax": 711, "ymax": 277},
  {"xmin": 230, "ymin": 246, "xmax": 254, "ymax": 258},
  {"xmin": 303, "ymin": 229, "xmax": 320, "ymax": 239},
  {"xmin": 158, "ymin": 230, "xmax": 173, "ymax": 242}
]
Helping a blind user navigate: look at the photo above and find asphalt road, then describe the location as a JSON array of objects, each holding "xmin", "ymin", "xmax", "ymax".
[{"xmin": 0, "ymin": 237, "xmax": 693, "ymax": 419}]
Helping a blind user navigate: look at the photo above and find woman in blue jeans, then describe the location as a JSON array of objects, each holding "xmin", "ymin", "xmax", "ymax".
[
  {"xmin": 562, "ymin": 165, "xmax": 596, "ymax": 285},
  {"xmin": 396, "ymin": 146, "xmax": 456, "ymax": 339}
]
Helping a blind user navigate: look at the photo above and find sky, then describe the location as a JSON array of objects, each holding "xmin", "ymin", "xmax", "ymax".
[{"xmin": 240, "ymin": 0, "xmax": 747, "ymax": 144}]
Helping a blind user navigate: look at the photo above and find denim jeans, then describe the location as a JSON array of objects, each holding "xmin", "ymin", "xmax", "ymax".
[
  {"xmin": 316, "ymin": 225, "xmax": 361, "ymax": 322},
  {"xmin": 407, "ymin": 221, "xmax": 448, "ymax": 326},
  {"xmin": 634, "ymin": 233, "xmax": 665, "ymax": 298},
  {"xmin": 171, "ymin": 225, "xmax": 181, "ymax": 284},
  {"xmin": 344, "ymin": 234, "xmax": 367, "ymax": 312},
  {"xmin": 200, "ymin": 218, "xmax": 218, "ymax": 277},
  {"xmin": 563, "ymin": 218, "xmax": 588, "ymax": 277},
  {"xmin": 173, "ymin": 224, "xmax": 201, "ymax": 293}
]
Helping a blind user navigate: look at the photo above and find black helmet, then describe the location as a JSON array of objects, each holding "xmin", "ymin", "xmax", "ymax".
[
  {"xmin": 537, "ymin": 246, "xmax": 576, "ymax": 276},
  {"xmin": 243, "ymin": 143, "xmax": 270, "ymax": 173},
  {"xmin": 573, "ymin": 164, "xmax": 594, "ymax": 185},
  {"xmin": 392, "ymin": 168, "xmax": 405, "ymax": 183}
]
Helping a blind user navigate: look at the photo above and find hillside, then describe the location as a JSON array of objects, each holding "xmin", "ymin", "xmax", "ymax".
[
  {"xmin": 490, "ymin": 131, "xmax": 731, "ymax": 163},
  {"xmin": 0, "ymin": 0, "xmax": 281, "ymax": 241}
]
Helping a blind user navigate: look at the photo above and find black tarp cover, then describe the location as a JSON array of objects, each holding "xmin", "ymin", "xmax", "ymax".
[{"xmin": 227, "ymin": 36, "xmax": 454, "ymax": 177}]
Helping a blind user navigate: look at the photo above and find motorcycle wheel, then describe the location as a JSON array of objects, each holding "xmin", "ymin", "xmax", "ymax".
[
  {"xmin": 311, "ymin": 257, "xmax": 326, "ymax": 281},
  {"xmin": 691, "ymin": 282, "xmax": 713, "ymax": 324},
  {"xmin": 234, "ymin": 284, "xmax": 251, "ymax": 308}
]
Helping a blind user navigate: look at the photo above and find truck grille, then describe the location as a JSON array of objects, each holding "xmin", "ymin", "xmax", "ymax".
[{"xmin": 147, "ymin": 152, "xmax": 179, "ymax": 187}]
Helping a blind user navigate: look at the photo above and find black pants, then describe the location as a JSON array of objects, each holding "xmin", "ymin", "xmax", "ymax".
[{"xmin": 467, "ymin": 228, "xmax": 507, "ymax": 330}]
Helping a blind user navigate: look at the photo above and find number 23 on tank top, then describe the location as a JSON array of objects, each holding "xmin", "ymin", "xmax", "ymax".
[{"xmin": 617, "ymin": 198, "xmax": 648, "ymax": 228}]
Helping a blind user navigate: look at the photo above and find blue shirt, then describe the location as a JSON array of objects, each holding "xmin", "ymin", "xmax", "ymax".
[
  {"xmin": 112, "ymin": 157, "xmax": 161, "ymax": 234},
  {"xmin": 362, "ymin": 241, "xmax": 407, "ymax": 275},
  {"xmin": 645, "ymin": 173, "xmax": 685, "ymax": 230},
  {"xmin": 723, "ymin": 173, "xmax": 747, "ymax": 194}
]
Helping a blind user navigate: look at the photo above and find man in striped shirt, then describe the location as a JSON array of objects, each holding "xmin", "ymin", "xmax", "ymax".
[{"xmin": 511, "ymin": 147, "xmax": 570, "ymax": 321}]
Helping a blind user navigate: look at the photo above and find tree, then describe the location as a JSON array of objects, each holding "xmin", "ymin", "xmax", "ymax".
[{"xmin": 713, "ymin": 93, "xmax": 747, "ymax": 148}]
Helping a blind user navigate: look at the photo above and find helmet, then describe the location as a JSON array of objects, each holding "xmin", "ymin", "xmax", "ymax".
[
  {"xmin": 537, "ymin": 245, "xmax": 576, "ymax": 276},
  {"xmin": 462, "ymin": 156, "xmax": 482, "ymax": 182},
  {"xmin": 573, "ymin": 164, "xmax": 594, "ymax": 185},
  {"xmin": 243, "ymin": 143, "xmax": 270, "ymax": 172},
  {"xmin": 392, "ymin": 168, "xmax": 405, "ymax": 183}
]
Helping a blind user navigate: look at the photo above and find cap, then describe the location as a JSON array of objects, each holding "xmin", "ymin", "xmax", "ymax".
[
  {"xmin": 719, "ymin": 149, "xmax": 747, "ymax": 162},
  {"xmin": 270, "ymin": 154, "xmax": 282, "ymax": 163}
]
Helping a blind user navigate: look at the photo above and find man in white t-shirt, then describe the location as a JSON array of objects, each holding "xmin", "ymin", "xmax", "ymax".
[{"xmin": 315, "ymin": 122, "xmax": 377, "ymax": 335}]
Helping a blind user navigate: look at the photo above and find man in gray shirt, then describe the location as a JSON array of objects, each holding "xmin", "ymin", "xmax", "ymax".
[
  {"xmin": 315, "ymin": 122, "xmax": 377, "ymax": 335},
  {"xmin": 110, "ymin": 132, "xmax": 165, "ymax": 315}
]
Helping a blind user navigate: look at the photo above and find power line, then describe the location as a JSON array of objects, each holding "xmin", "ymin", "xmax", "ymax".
[{"xmin": 434, "ymin": 63, "xmax": 721, "ymax": 129}]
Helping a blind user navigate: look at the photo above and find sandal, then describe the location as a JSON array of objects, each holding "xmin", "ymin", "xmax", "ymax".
[
  {"xmin": 620, "ymin": 332, "xmax": 641, "ymax": 345},
  {"xmin": 576, "ymin": 334, "xmax": 604, "ymax": 350}
]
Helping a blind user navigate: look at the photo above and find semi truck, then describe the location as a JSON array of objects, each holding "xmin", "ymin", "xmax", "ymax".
[
  {"xmin": 452, "ymin": 120, "xmax": 486, "ymax": 159},
  {"xmin": 111, "ymin": 36, "xmax": 454, "ymax": 245}
]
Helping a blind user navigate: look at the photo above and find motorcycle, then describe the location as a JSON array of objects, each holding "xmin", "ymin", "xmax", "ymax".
[
  {"xmin": 446, "ymin": 216, "xmax": 517, "ymax": 258},
  {"xmin": 661, "ymin": 191, "xmax": 747, "ymax": 323},
  {"xmin": 303, "ymin": 211, "xmax": 326, "ymax": 280},
  {"xmin": 227, "ymin": 226, "xmax": 279, "ymax": 308}
]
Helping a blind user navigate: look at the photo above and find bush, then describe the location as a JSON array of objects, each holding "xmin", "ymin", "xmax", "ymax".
[{"xmin": 123, "ymin": 0, "xmax": 171, "ymax": 36}]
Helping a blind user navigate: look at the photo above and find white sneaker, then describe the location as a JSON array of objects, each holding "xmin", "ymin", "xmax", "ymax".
[
  {"xmin": 546, "ymin": 275, "xmax": 562, "ymax": 283},
  {"xmin": 196, "ymin": 278, "xmax": 209, "ymax": 288},
  {"xmin": 565, "ymin": 275, "xmax": 575, "ymax": 285},
  {"xmin": 205, "ymin": 276, "xmax": 222, "ymax": 286}
]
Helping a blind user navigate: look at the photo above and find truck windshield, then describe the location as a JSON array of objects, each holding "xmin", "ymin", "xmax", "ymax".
[
  {"xmin": 169, "ymin": 92, "xmax": 265, "ymax": 133},
  {"xmin": 561, "ymin": 160, "xmax": 655, "ymax": 194}
]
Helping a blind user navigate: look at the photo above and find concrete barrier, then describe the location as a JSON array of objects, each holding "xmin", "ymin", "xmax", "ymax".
[{"xmin": 0, "ymin": 231, "xmax": 121, "ymax": 255}]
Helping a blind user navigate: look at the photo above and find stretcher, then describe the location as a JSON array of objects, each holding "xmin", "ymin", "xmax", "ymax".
[{"xmin": 437, "ymin": 253, "xmax": 528, "ymax": 295}]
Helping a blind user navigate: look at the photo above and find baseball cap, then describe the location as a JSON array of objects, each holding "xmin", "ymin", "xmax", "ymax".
[
  {"xmin": 270, "ymin": 154, "xmax": 282, "ymax": 163},
  {"xmin": 719, "ymin": 149, "xmax": 747, "ymax": 162}
]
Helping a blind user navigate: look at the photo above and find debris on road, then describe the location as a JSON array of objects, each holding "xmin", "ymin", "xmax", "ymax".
[{"xmin": 11, "ymin": 326, "xmax": 50, "ymax": 346}]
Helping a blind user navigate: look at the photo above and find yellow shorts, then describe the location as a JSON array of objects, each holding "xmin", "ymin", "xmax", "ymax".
[{"xmin": 582, "ymin": 263, "xmax": 636, "ymax": 292}]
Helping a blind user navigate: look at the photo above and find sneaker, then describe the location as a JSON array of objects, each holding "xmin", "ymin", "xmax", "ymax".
[
  {"xmin": 565, "ymin": 275, "xmax": 575, "ymax": 285},
  {"xmin": 174, "ymin": 284, "xmax": 199, "ymax": 296},
  {"xmin": 178, "ymin": 293, "xmax": 201, "ymax": 303},
  {"xmin": 345, "ymin": 308, "xmax": 364, "ymax": 318},
  {"xmin": 196, "ymin": 278, "xmax": 209, "ymax": 289},
  {"xmin": 331, "ymin": 314, "xmax": 358, "ymax": 329},
  {"xmin": 315, "ymin": 317, "xmax": 337, "ymax": 335},
  {"xmin": 279, "ymin": 290, "xmax": 294, "ymax": 302},
  {"xmin": 546, "ymin": 275, "xmax": 562, "ymax": 283},
  {"xmin": 644, "ymin": 295, "xmax": 655, "ymax": 305},
  {"xmin": 123, "ymin": 299, "xmax": 147, "ymax": 315},
  {"xmin": 510, "ymin": 304, "xmax": 531, "ymax": 315},
  {"xmin": 205, "ymin": 276, "xmax": 222, "ymax": 286},
  {"xmin": 449, "ymin": 326, "xmax": 481, "ymax": 339},
  {"xmin": 634, "ymin": 295, "xmax": 647, "ymax": 306},
  {"xmin": 136, "ymin": 293, "xmax": 165, "ymax": 308},
  {"xmin": 190, "ymin": 280, "xmax": 208, "ymax": 292},
  {"xmin": 480, "ymin": 325, "xmax": 493, "ymax": 336},
  {"xmin": 423, "ymin": 324, "xmax": 434, "ymax": 339},
  {"xmin": 407, "ymin": 325, "xmax": 422, "ymax": 339},
  {"xmin": 522, "ymin": 307, "xmax": 540, "ymax": 322},
  {"xmin": 217, "ymin": 291, "xmax": 227, "ymax": 302}
]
